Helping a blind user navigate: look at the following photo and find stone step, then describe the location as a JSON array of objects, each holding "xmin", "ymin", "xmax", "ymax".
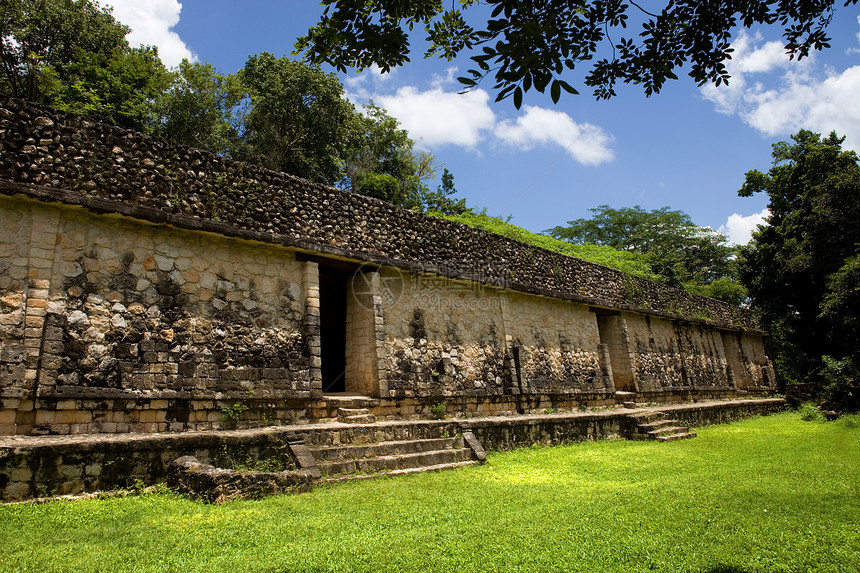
[
  {"xmin": 316, "ymin": 395, "xmax": 381, "ymax": 419},
  {"xmin": 324, "ymin": 460, "xmax": 480, "ymax": 484},
  {"xmin": 309, "ymin": 437, "xmax": 464, "ymax": 462},
  {"xmin": 318, "ymin": 447, "xmax": 474, "ymax": 476},
  {"xmin": 337, "ymin": 408, "xmax": 376, "ymax": 424},
  {"xmin": 638, "ymin": 419, "xmax": 681, "ymax": 431},
  {"xmin": 323, "ymin": 395, "xmax": 381, "ymax": 409},
  {"xmin": 300, "ymin": 421, "xmax": 460, "ymax": 446},
  {"xmin": 646, "ymin": 425, "xmax": 692, "ymax": 437},
  {"xmin": 626, "ymin": 411, "xmax": 696, "ymax": 442},
  {"xmin": 340, "ymin": 414, "xmax": 376, "ymax": 424},
  {"xmin": 338, "ymin": 408, "xmax": 370, "ymax": 417},
  {"xmin": 628, "ymin": 411, "xmax": 668, "ymax": 421},
  {"xmin": 657, "ymin": 432, "xmax": 697, "ymax": 442}
]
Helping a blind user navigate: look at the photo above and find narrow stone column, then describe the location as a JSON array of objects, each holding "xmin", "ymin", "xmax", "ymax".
[
  {"xmin": 368, "ymin": 271, "xmax": 389, "ymax": 398},
  {"xmin": 618, "ymin": 317, "xmax": 640, "ymax": 392},
  {"xmin": 345, "ymin": 269, "xmax": 380, "ymax": 396},
  {"xmin": 598, "ymin": 343, "xmax": 615, "ymax": 392},
  {"xmin": 302, "ymin": 261, "xmax": 322, "ymax": 399},
  {"xmin": 23, "ymin": 206, "xmax": 62, "ymax": 400},
  {"xmin": 497, "ymin": 295, "xmax": 519, "ymax": 394}
]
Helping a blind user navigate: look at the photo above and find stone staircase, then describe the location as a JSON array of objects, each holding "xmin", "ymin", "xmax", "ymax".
[
  {"xmin": 300, "ymin": 422, "xmax": 486, "ymax": 483},
  {"xmin": 314, "ymin": 394, "xmax": 381, "ymax": 421},
  {"xmin": 627, "ymin": 411, "xmax": 697, "ymax": 442},
  {"xmin": 337, "ymin": 408, "xmax": 376, "ymax": 424},
  {"xmin": 615, "ymin": 390, "xmax": 638, "ymax": 408}
]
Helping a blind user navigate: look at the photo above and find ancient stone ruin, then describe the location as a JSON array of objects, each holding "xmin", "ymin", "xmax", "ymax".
[{"xmin": 0, "ymin": 98, "xmax": 779, "ymax": 500}]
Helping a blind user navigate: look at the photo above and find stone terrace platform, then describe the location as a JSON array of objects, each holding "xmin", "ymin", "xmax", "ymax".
[{"xmin": 0, "ymin": 398, "xmax": 785, "ymax": 502}]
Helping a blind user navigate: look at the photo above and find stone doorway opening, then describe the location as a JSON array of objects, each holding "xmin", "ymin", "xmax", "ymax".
[
  {"xmin": 318, "ymin": 266, "xmax": 349, "ymax": 393},
  {"xmin": 317, "ymin": 261, "xmax": 382, "ymax": 398}
]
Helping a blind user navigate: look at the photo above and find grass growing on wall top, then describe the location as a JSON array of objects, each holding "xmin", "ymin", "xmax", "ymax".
[
  {"xmin": 429, "ymin": 210, "xmax": 662, "ymax": 281},
  {"xmin": 1, "ymin": 412, "xmax": 858, "ymax": 572}
]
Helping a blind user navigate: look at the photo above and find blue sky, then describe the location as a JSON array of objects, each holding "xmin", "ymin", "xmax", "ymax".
[{"xmin": 104, "ymin": 1, "xmax": 860, "ymax": 244}]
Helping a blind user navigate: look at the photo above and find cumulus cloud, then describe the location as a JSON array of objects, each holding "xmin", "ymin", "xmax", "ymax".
[
  {"xmin": 852, "ymin": 15, "xmax": 860, "ymax": 54},
  {"xmin": 718, "ymin": 208, "xmax": 770, "ymax": 245},
  {"xmin": 744, "ymin": 66, "xmax": 860, "ymax": 144},
  {"xmin": 374, "ymin": 87, "xmax": 497, "ymax": 148},
  {"xmin": 343, "ymin": 64, "xmax": 397, "ymax": 98},
  {"xmin": 104, "ymin": 0, "xmax": 195, "ymax": 67},
  {"xmin": 702, "ymin": 27, "xmax": 860, "ymax": 151},
  {"xmin": 350, "ymin": 66, "xmax": 615, "ymax": 164},
  {"xmin": 700, "ymin": 31, "xmax": 794, "ymax": 114},
  {"xmin": 494, "ymin": 105, "xmax": 614, "ymax": 165},
  {"xmin": 431, "ymin": 66, "xmax": 459, "ymax": 88}
]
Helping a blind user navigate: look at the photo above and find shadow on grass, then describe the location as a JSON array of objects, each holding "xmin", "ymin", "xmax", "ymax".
[{"xmin": 703, "ymin": 566, "xmax": 752, "ymax": 573}]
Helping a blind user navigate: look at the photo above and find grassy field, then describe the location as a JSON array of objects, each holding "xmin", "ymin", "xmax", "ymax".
[{"xmin": 1, "ymin": 412, "xmax": 858, "ymax": 573}]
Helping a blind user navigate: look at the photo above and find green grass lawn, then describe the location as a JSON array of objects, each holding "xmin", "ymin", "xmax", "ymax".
[{"xmin": 1, "ymin": 412, "xmax": 858, "ymax": 573}]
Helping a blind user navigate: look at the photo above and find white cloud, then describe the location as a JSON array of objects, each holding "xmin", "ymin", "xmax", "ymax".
[
  {"xmin": 350, "ymin": 68, "xmax": 615, "ymax": 165},
  {"xmin": 702, "ymin": 26, "xmax": 860, "ymax": 151},
  {"xmin": 431, "ymin": 66, "xmax": 459, "ymax": 88},
  {"xmin": 494, "ymin": 105, "xmax": 614, "ymax": 165},
  {"xmin": 344, "ymin": 64, "xmax": 396, "ymax": 97},
  {"xmin": 852, "ymin": 15, "xmax": 860, "ymax": 54},
  {"xmin": 700, "ymin": 31, "xmax": 794, "ymax": 114},
  {"xmin": 718, "ymin": 208, "xmax": 770, "ymax": 245},
  {"xmin": 735, "ymin": 37, "xmax": 788, "ymax": 74},
  {"xmin": 374, "ymin": 87, "xmax": 497, "ymax": 148},
  {"xmin": 104, "ymin": 0, "xmax": 195, "ymax": 67},
  {"xmin": 743, "ymin": 66, "xmax": 860, "ymax": 145}
]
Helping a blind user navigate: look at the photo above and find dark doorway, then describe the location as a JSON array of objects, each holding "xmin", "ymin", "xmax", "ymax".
[{"xmin": 319, "ymin": 267, "xmax": 348, "ymax": 393}]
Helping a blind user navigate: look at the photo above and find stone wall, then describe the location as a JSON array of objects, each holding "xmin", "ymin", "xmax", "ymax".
[
  {"xmin": 0, "ymin": 98, "xmax": 777, "ymax": 435},
  {"xmin": 0, "ymin": 399, "xmax": 786, "ymax": 501},
  {"xmin": 624, "ymin": 313, "xmax": 729, "ymax": 391},
  {"xmin": 359, "ymin": 266, "xmax": 773, "ymax": 405},
  {"xmin": 378, "ymin": 269, "xmax": 508, "ymax": 398},
  {"xmin": 501, "ymin": 291, "xmax": 610, "ymax": 395},
  {"xmin": 1, "ymin": 195, "xmax": 318, "ymax": 434},
  {"xmin": 0, "ymin": 98, "xmax": 759, "ymax": 330},
  {"xmin": 467, "ymin": 398, "xmax": 786, "ymax": 450}
]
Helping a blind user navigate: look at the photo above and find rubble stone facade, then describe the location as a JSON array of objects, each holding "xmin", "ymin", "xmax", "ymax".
[{"xmin": 0, "ymin": 99, "xmax": 776, "ymax": 435}]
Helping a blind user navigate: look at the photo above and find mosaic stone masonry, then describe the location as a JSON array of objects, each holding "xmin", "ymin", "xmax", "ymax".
[{"xmin": 0, "ymin": 98, "xmax": 776, "ymax": 436}]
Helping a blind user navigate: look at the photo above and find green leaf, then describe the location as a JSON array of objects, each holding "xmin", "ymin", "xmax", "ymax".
[{"xmin": 558, "ymin": 80, "xmax": 578, "ymax": 95}]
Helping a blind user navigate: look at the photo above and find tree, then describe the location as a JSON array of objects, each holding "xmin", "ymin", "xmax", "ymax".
[
  {"xmin": 684, "ymin": 277, "xmax": 748, "ymax": 307},
  {"xmin": 342, "ymin": 102, "xmax": 435, "ymax": 208},
  {"xmin": 548, "ymin": 205, "xmax": 734, "ymax": 287},
  {"xmin": 154, "ymin": 60, "xmax": 244, "ymax": 155},
  {"xmin": 236, "ymin": 57, "xmax": 440, "ymax": 204},
  {"xmin": 0, "ymin": 0, "xmax": 169, "ymax": 131},
  {"xmin": 353, "ymin": 172, "xmax": 401, "ymax": 203},
  {"xmin": 737, "ymin": 130, "xmax": 860, "ymax": 396},
  {"xmin": 422, "ymin": 167, "xmax": 470, "ymax": 215},
  {"xmin": 296, "ymin": 0, "xmax": 858, "ymax": 108},
  {"xmin": 237, "ymin": 52, "xmax": 357, "ymax": 184},
  {"xmin": 49, "ymin": 44, "xmax": 170, "ymax": 132}
]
